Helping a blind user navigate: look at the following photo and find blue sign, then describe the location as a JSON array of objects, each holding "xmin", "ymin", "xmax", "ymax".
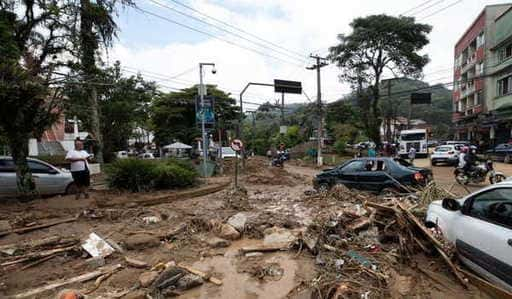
[{"xmin": 196, "ymin": 96, "xmax": 215, "ymax": 125}]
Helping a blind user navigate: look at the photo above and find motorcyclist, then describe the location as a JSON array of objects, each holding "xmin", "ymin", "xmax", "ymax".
[
  {"xmin": 463, "ymin": 146, "xmax": 478, "ymax": 176},
  {"xmin": 458, "ymin": 146, "xmax": 468, "ymax": 169}
]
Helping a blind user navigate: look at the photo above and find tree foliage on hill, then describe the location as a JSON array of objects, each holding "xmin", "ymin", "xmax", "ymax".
[
  {"xmin": 150, "ymin": 85, "xmax": 239, "ymax": 146},
  {"xmin": 329, "ymin": 15, "xmax": 432, "ymax": 145},
  {"xmin": 64, "ymin": 61, "xmax": 157, "ymax": 162},
  {"xmin": 0, "ymin": 1, "xmax": 69, "ymax": 193}
]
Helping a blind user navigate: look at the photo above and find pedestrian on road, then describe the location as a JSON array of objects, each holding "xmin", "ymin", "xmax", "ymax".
[
  {"xmin": 66, "ymin": 139, "xmax": 91, "ymax": 200},
  {"xmin": 368, "ymin": 146, "xmax": 376, "ymax": 158},
  {"xmin": 408, "ymin": 147, "xmax": 416, "ymax": 165}
]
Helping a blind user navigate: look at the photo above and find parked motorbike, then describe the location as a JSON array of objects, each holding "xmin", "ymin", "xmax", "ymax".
[
  {"xmin": 454, "ymin": 160, "xmax": 507, "ymax": 185},
  {"xmin": 272, "ymin": 154, "xmax": 286, "ymax": 168}
]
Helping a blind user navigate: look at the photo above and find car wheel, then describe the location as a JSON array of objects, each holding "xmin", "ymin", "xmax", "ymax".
[
  {"xmin": 431, "ymin": 160, "xmax": 437, "ymax": 166},
  {"xmin": 490, "ymin": 174, "xmax": 506, "ymax": 184},
  {"xmin": 65, "ymin": 182, "xmax": 79, "ymax": 195},
  {"xmin": 505, "ymin": 155, "xmax": 511, "ymax": 164},
  {"xmin": 317, "ymin": 183, "xmax": 330, "ymax": 193}
]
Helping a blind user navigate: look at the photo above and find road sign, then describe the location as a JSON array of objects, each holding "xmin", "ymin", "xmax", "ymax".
[
  {"xmin": 231, "ymin": 139, "xmax": 243, "ymax": 152},
  {"xmin": 411, "ymin": 93, "xmax": 431, "ymax": 105},
  {"xmin": 274, "ymin": 79, "xmax": 302, "ymax": 94}
]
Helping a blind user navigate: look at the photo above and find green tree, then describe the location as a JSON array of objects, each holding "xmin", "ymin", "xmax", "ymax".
[
  {"xmin": 329, "ymin": 15, "xmax": 431, "ymax": 145},
  {"xmin": 0, "ymin": 1, "xmax": 68, "ymax": 193},
  {"xmin": 64, "ymin": 61, "xmax": 157, "ymax": 162},
  {"xmin": 67, "ymin": 0, "xmax": 134, "ymax": 163},
  {"xmin": 150, "ymin": 85, "xmax": 239, "ymax": 146}
]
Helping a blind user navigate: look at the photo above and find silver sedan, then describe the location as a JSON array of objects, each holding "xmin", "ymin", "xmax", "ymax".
[{"xmin": 0, "ymin": 156, "xmax": 76, "ymax": 197}]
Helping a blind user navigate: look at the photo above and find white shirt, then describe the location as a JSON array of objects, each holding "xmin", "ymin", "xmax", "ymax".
[
  {"xmin": 66, "ymin": 150, "xmax": 90, "ymax": 172},
  {"xmin": 458, "ymin": 153, "xmax": 466, "ymax": 168}
]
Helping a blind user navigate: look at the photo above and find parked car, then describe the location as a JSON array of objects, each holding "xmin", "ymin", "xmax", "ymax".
[
  {"xmin": 313, "ymin": 157, "xmax": 432, "ymax": 193},
  {"xmin": 138, "ymin": 153, "xmax": 155, "ymax": 160},
  {"xmin": 0, "ymin": 156, "xmax": 75, "ymax": 197},
  {"xmin": 431, "ymin": 145, "xmax": 460, "ymax": 166},
  {"xmin": 425, "ymin": 182, "xmax": 512, "ymax": 292},
  {"xmin": 116, "ymin": 151, "xmax": 128, "ymax": 159},
  {"xmin": 220, "ymin": 147, "xmax": 237, "ymax": 159},
  {"xmin": 486, "ymin": 143, "xmax": 512, "ymax": 163}
]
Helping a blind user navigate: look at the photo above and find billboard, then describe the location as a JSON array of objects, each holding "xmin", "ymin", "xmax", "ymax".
[
  {"xmin": 196, "ymin": 96, "xmax": 215, "ymax": 126},
  {"xmin": 274, "ymin": 79, "xmax": 302, "ymax": 94}
]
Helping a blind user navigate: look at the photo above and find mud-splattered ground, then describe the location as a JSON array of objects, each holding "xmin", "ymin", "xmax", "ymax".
[{"xmin": 0, "ymin": 157, "xmax": 501, "ymax": 298}]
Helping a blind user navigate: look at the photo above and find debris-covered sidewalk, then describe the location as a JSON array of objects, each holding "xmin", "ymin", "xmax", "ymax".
[{"xmin": 0, "ymin": 157, "xmax": 508, "ymax": 298}]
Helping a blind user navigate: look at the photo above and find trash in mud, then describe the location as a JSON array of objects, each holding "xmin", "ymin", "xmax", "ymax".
[{"xmin": 81, "ymin": 232, "xmax": 115, "ymax": 258}]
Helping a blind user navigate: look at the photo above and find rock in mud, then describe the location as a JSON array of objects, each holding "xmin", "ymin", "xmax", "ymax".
[
  {"xmin": 263, "ymin": 227, "xmax": 297, "ymax": 247},
  {"xmin": 227, "ymin": 212, "xmax": 248, "ymax": 232},
  {"xmin": 176, "ymin": 273, "xmax": 204, "ymax": 291},
  {"xmin": 206, "ymin": 237, "xmax": 231, "ymax": 248},
  {"xmin": 152, "ymin": 266, "xmax": 185, "ymax": 289},
  {"xmin": 218, "ymin": 224, "xmax": 241, "ymax": 240},
  {"xmin": 124, "ymin": 234, "xmax": 160, "ymax": 250},
  {"xmin": 139, "ymin": 271, "xmax": 160, "ymax": 288}
]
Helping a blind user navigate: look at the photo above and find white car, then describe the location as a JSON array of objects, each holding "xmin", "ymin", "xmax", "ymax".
[
  {"xmin": 0, "ymin": 156, "xmax": 75, "ymax": 197},
  {"xmin": 220, "ymin": 147, "xmax": 238, "ymax": 159},
  {"xmin": 425, "ymin": 182, "xmax": 512, "ymax": 292},
  {"xmin": 138, "ymin": 153, "xmax": 155, "ymax": 160},
  {"xmin": 430, "ymin": 145, "xmax": 460, "ymax": 166}
]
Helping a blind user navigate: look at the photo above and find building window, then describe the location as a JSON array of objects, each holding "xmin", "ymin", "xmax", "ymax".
[
  {"xmin": 498, "ymin": 75, "xmax": 512, "ymax": 96},
  {"xmin": 476, "ymin": 91, "xmax": 483, "ymax": 105},
  {"xmin": 478, "ymin": 62, "xmax": 484, "ymax": 75},
  {"xmin": 477, "ymin": 32, "xmax": 485, "ymax": 47},
  {"xmin": 499, "ymin": 44, "xmax": 512, "ymax": 62}
]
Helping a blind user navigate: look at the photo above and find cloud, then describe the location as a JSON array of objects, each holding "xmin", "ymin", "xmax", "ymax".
[{"xmin": 111, "ymin": 0, "xmax": 509, "ymax": 107}]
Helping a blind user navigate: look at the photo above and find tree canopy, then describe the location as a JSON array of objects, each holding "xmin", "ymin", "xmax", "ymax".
[{"xmin": 329, "ymin": 15, "xmax": 432, "ymax": 145}]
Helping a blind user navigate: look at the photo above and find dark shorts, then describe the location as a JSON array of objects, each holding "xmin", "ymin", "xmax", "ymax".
[{"xmin": 71, "ymin": 170, "xmax": 90, "ymax": 187}]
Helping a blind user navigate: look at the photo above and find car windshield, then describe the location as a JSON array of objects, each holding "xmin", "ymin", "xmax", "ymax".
[
  {"xmin": 435, "ymin": 146, "xmax": 452, "ymax": 152},
  {"xmin": 400, "ymin": 133, "xmax": 426, "ymax": 141}
]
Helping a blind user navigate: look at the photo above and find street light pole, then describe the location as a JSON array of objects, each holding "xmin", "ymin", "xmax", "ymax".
[{"xmin": 199, "ymin": 62, "xmax": 216, "ymax": 178}]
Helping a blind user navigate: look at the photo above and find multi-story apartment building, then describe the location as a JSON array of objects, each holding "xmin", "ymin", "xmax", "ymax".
[{"xmin": 453, "ymin": 4, "xmax": 512, "ymax": 145}]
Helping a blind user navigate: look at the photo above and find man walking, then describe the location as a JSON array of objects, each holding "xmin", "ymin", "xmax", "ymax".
[
  {"xmin": 408, "ymin": 147, "xmax": 417, "ymax": 165},
  {"xmin": 66, "ymin": 139, "xmax": 91, "ymax": 199}
]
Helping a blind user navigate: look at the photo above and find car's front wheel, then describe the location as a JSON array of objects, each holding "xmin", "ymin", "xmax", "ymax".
[
  {"xmin": 65, "ymin": 182, "xmax": 79, "ymax": 195},
  {"xmin": 316, "ymin": 183, "xmax": 330, "ymax": 193}
]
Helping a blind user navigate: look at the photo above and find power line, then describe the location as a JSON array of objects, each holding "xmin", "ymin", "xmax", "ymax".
[
  {"xmin": 419, "ymin": 0, "xmax": 463, "ymax": 20},
  {"xmin": 146, "ymin": 0, "xmax": 305, "ymax": 63},
  {"xmin": 401, "ymin": 0, "xmax": 437, "ymax": 15},
  {"xmin": 165, "ymin": 0, "xmax": 307, "ymax": 59},
  {"xmin": 134, "ymin": 6, "xmax": 303, "ymax": 67},
  {"xmin": 409, "ymin": 0, "xmax": 445, "ymax": 16}
]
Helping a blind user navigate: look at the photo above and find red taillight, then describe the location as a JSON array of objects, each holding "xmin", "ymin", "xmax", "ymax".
[{"xmin": 414, "ymin": 172, "xmax": 424, "ymax": 181}]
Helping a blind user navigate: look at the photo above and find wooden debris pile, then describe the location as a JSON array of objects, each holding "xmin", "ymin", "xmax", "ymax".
[{"xmin": 296, "ymin": 192, "xmax": 470, "ymax": 299}]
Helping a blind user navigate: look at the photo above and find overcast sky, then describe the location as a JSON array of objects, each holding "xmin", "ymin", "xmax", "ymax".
[{"xmin": 109, "ymin": 0, "xmax": 511, "ymax": 108}]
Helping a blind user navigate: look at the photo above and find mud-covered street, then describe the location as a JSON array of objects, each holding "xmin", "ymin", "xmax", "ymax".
[{"xmin": 0, "ymin": 157, "xmax": 509, "ymax": 298}]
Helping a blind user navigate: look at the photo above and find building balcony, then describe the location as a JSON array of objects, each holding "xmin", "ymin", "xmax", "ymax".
[{"xmin": 460, "ymin": 84, "xmax": 475, "ymax": 98}]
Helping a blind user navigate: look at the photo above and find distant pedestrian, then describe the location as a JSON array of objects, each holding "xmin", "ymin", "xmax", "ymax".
[
  {"xmin": 66, "ymin": 139, "xmax": 91, "ymax": 200},
  {"xmin": 408, "ymin": 147, "xmax": 417, "ymax": 165},
  {"xmin": 368, "ymin": 146, "xmax": 376, "ymax": 158}
]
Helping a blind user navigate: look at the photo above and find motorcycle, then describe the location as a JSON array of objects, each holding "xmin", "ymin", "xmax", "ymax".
[
  {"xmin": 271, "ymin": 154, "xmax": 286, "ymax": 168},
  {"xmin": 454, "ymin": 160, "xmax": 507, "ymax": 185}
]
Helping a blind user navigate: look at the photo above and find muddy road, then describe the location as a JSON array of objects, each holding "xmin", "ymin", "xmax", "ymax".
[{"xmin": 0, "ymin": 157, "xmax": 504, "ymax": 298}]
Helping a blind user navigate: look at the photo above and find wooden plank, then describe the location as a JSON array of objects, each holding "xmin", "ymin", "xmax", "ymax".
[
  {"xmin": 10, "ymin": 264, "xmax": 122, "ymax": 298},
  {"xmin": 177, "ymin": 263, "xmax": 222, "ymax": 286},
  {"xmin": 457, "ymin": 267, "xmax": 512, "ymax": 299},
  {"xmin": 0, "ymin": 217, "xmax": 78, "ymax": 238},
  {"xmin": 1, "ymin": 245, "xmax": 76, "ymax": 266}
]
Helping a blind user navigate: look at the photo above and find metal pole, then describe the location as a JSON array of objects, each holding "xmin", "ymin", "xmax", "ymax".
[
  {"xmin": 281, "ymin": 93, "xmax": 285, "ymax": 124},
  {"xmin": 199, "ymin": 64, "xmax": 208, "ymax": 178},
  {"xmin": 316, "ymin": 59, "xmax": 323, "ymax": 167}
]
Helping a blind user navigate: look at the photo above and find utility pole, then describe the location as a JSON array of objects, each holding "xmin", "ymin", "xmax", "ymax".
[
  {"xmin": 281, "ymin": 93, "xmax": 285, "ymax": 125},
  {"xmin": 307, "ymin": 55, "xmax": 328, "ymax": 166},
  {"xmin": 199, "ymin": 63, "xmax": 216, "ymax": 178}
]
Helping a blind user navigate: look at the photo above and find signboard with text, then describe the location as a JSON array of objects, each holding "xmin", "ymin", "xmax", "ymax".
[{"xmin": 195, "ymin": 96, "xmax": 215, "ymax": 126}]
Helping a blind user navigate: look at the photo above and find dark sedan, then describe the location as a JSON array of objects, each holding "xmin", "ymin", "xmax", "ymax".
[
  {"xmin": 486, "ymin": 143, "xmax": 512, "ymax": 163},
  {"xmin": 313, "ymin": 157, "xmax": 432, "ymax": 193}
]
